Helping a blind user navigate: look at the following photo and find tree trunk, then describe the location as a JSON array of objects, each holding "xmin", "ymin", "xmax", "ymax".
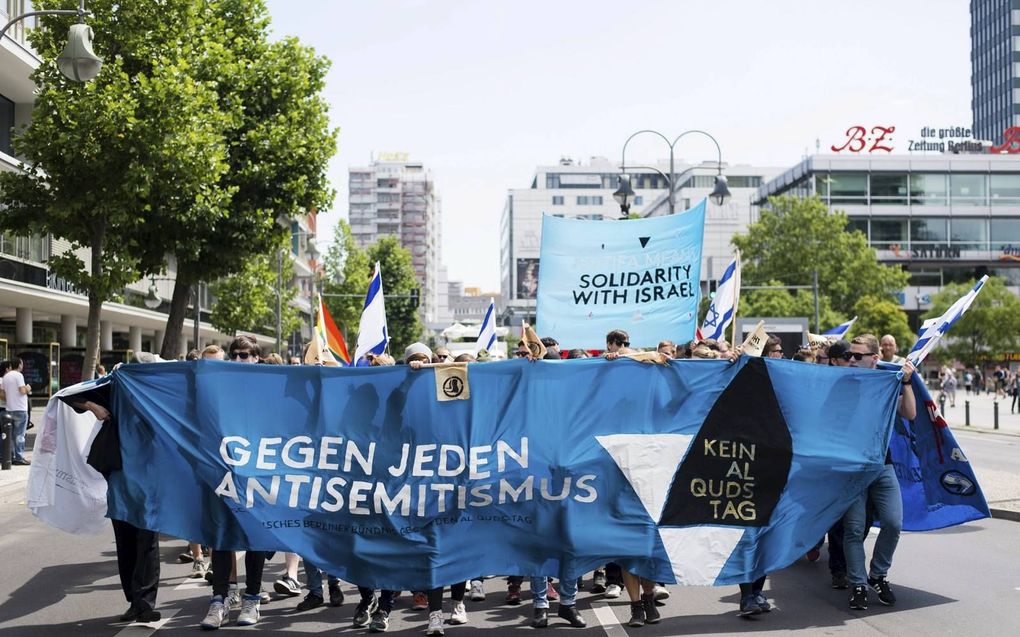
[
  {"xmin": 82, "ymin": 225, "xmax": 105, "ymax": 381},
  {"xmin": 159, "ymin": 279, "xmax": 193, "ymax": 360}
]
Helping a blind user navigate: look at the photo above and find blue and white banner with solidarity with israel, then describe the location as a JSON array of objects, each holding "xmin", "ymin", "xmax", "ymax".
[
  {"xmin": 536, "ymin": 200, "xmax": 706, "ymax": 349},
  {"xmin": 106, "ymin": 356, "xmax": 903, "ymax": 590}
]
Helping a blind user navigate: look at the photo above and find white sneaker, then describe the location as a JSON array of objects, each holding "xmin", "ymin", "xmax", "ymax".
[
  {"xmin": 236, "ymin": 594, "xmax": 260, "ymax": 626},
  {"xmin": 190, "ymin": 560, "xmax": 207, "ymax": 579},
  {"xmin": 200, "ymin": 599, "xmax": 227, "ymax": 630},
  {"xmin": 449, "ymin": 601, "xmax": 468, "ymax": 625},
  {"xmin": 226, "ymin": 584, "xmax": 241, "ymax": 610},
  {"xmin": 425, "ymin": 610, "xmax": 445, "ymax": 635},
  {"xmin": 653, "ymin": 584, "xmax": 670, "ymax": 601},
  {"xmin": 469, "ymin": 579, "xmax": 486, "ymax": 601},
  {"xmin": 604, "ymin": 584, "xmax": 622, "ymax": 599}
]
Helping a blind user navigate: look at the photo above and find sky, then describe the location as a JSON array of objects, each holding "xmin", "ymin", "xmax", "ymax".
[{"xmin": 264, "ymin": 0, "xmax": 972, "ymax": 291}]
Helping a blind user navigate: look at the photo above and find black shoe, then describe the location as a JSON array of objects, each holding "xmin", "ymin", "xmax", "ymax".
[
  {"xmin": 329, "ymin": 583, "xmax": 344, "ymax": 606},
  {"xmin": 136, "ymin": 609, "xmax": 161, "ymax": 623},
  {"xmin": 868, "ymin": 577, "xmax": 896, "ymax": 606},
  {"xmin": 11, "ymin": 458, "xmax": 30, "ymax": 466},
  {"xmin": 738, "ymin": 594, "xmax": 760, "ymax": 617},
  {"xmin": 557, "ymin": 605, "xmax": 586, "ymax": 628},
  {"xmin": 296, "ymin": 593, "xmax": 324, "ymax": 611},
  {"xmin": 849, "ymin": 585, "xmax": 869, "ymax": 610},
  {"xmin": 532, "ymin": 607, "xmax": 548, "ymax": 628},
  {"xmin": 628, "ymin": 602, "xmax": 645, "ymax": 627},
  {"xmin": 831, "ymin": 572, "xmax": 848, "ymax": 590},
  {"xmin": 591, "ymin": 570, "xmax": 606, "ymax": 594},
  {"xmin": 641, "ymin": 594, "xmax": 660, "ymax": 624},
  {"xmin": 118, "ymin": 606, "xmax": 140, "ymax": 622},
  {"xmin": 576, "ymin": 577, "xmax": 585, "ymax": 591}
]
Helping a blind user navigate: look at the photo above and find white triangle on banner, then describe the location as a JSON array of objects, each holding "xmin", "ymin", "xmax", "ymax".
[{"xmin": 595, "ymin": 433, "xmax": 695, "ymax": 522}]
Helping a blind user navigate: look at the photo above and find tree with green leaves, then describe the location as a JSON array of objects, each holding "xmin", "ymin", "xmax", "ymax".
[
  {"xmin": 368, "ymin": 237, "xmax": 423, "ymax": 355},
  {"xmin": 732, "ymin": 196, "xmax": 910, "ymax": 319},
  {"xmin": 208, "ymin": 249, "xmax": 301, "ymax": 338},
  {"xmin": 851, "ymin": 295, "xmax": 914, "ymax": 349},
  {"xmin": 734, "ymin": 281, "xmax": 844, "ymax": 332},
  {"xmin": 322, "ymin": 220, "xmax": 371, "ymax": 341},
  {"xmin": 0, "ymin": 0, "xmax": 231, "ymax": 378},
  {"xmin": 922, "ymin": 277, "xmax": 1020, "ymax": 366},
  {"xmin": 156, "ymin": 0, "xmax": 336, "ymax": 358}
]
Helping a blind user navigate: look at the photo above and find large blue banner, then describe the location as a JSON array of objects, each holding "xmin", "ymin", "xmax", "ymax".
[
  {"xmin": 536, "ymin": 201, "xmax": 706, "ymax": 349},
  {"xmin": 107, "ymin": 357, "xmax": 901, "ymax": 590},
  {"xmin": 886, "ymin": 366, "xmax": 990, "ymax": 531}
]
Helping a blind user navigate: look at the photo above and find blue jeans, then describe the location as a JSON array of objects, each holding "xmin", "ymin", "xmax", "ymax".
[
  {"xmin": 843, "ymin": 464, "xmax": 902, "ymax": 586},
  {"xmin": 530, "ymin": 578, "xmax": 577, "ymax": 608},
  {"xmin": 304, "ymin": 560, "xmax": 339, "ymax": 597},
  {"xmin": 8, "ymin": 411, "xmax": 27, "ymax": 462}
]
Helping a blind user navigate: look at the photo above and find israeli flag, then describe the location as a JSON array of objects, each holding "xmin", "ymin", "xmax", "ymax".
[
  {"xmin": 699, "ymin": 253, "xmax": 740, "ymax": 341},
  {"xmin": 476, "ymin": 297, "xmax": 497, "ymax": 354},
  {"xmin": 908, "ymin": 275, "xmax": 988, "ymax": 366},
  {"xmin": 353, "ymin": 262, "xmax": 389, "ymax": 363},
  {"xmin": 822, "ymin": 316, "xmax": 857, "ymax": 338}
]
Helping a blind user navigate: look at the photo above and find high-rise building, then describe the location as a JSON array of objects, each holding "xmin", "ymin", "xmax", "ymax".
[
  {"xmin": 971, "ymin": 0, "xmax": 1018, "ymax": 143},
  {"xmin": 499, "ymin": 156, "xmax": 781, "ymax": 329},
  {"xmin": 349, "ymin": 154, "xmax": 441, "ymax": 326}
]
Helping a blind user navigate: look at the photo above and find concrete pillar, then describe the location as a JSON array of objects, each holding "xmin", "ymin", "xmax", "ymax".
[
  {"xmin": 129, "ymin": 326, "xmax": 143, "ymax": 353},
  {"xmin": 100, "ymin": 321, "xmax": 113, "ymax": 350},
  {"xmin": 15, "ymin": 308, "xmax": 32, "ymax": 343},
  {"xmin": 60, "ymin": 315, "xmax": 77, "ymax": 348}
]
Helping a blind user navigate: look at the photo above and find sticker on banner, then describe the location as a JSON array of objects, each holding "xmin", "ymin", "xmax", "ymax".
[{"xmin": 435, "ymin": 364, "xmax": 470, "ymax": 401}]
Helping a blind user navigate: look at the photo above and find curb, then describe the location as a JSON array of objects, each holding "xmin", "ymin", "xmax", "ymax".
[{"xmin": 990, "ymin": 508, "xmax": 1020, "ymax": 522}]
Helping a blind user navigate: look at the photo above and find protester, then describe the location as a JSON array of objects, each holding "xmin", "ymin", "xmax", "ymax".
[
  {"xmin": 940, "ymin": 365, "xmax": 958, "ymax": 408},
  {"xmin": 656, "ymin": 340, "xmax": 676, "ymax": 359},
  {"xmin": 1, "ymin": 357, "xmax": 31, "ymax": 465},
  {"xmin": 792, "ymin": 348, "xmax": 816, "ymax": 363},
  {"xmin": 763, "ymin": 335, "xmax": 784, "ymax": 359},
  {"xmin": 454, "ymin": 353, "xmax": 476, "ymax": 363},
  {"xmin": 541, "ymin": 337, "xmax": 561, "ymax": 360},
  {"xmin": 879, "ymin": 334, "xmax": 904, "ymax": 364},
  {"xmin": 843, "ymin": 334, "xmax": 915, "ymax": 611},
  {"xmin": 566, "ymin": 349, "xmax": 589, "ymax": 359},
  {"xmin": 434, "ymin": 346, "xmax": 453, "ymax": 364}
]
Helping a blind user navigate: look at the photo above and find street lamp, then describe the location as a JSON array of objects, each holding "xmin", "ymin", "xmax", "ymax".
[
  {"xmin": 0, "ymin": 1, "xmax": 102, "ymax": 83},
  {"xmin": 143, "ymin": 277, "xmax": 162, "ymax": 309},
  {"xmin": 612, "ymin": 175, "xmax": 637, "ymax": 219},
  {"xmin": 618, "ymin": 129, "xmax": 731, "ymax": 215}
]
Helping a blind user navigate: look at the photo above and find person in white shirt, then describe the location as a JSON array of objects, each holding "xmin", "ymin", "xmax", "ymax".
[{"xmin": 1, "ymin": 358, "xmax": 32, "ymax": 465}]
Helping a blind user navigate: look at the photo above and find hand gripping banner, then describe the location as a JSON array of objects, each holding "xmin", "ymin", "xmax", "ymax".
[{"xmin": 106, "ymin": 357, "xmax": 902, "ymax": 590}]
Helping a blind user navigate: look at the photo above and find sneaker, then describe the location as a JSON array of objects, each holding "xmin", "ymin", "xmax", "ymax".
[
  {"xmin": 204, "ymin": 568, "xmax": 215, "ymax": 584},
  {"xmin": 236, "ymin": 594, "xmax": 260, "ymax": 626},
  {"xmin": 628, "ymin": 602, "xmax": 646, "ymax": 627},
  {"xmin": 505, "ymin": 584, "xmax": 522, "ymax": 605},
  {"xmin": 296, "ymin": 593, "xmax": 324, "ymax": 611},
  {"xmin": 353, "ymin": 596, "xmax": 378, "ymax": 628},
  {"xmin": 558, "ymin": 605, "xmax": 586, "ymax": 628},
  {"xmin": 576, "ymin": 577, "xmax": 585, "ymax": 591},
  {"xmin": 412, "ymin": 591, "xmax": 429, "ymax": 611},
  {"xmin": 591, "ymin": 570, "xmax": 607, "ymax": 594},
  {"xmin": 274, "ymin": 575, "xmax": 301, "ymax": 597},
  {"xmin": 329, "ymin": 582, "xmax": 344, "ymax": 607},
  {"xmin": 426, "ymin": 610, "xmax": 445, "ymax": 635},
  {"xmin": 226, "ymin": 584, "xmax": 241, "ymax": 610},
  {"xmin": 118, "ymin": 606, "xmax": 141, "ymax": 622},
  {"xmin": 652, "ymin": 583, "xmax": 670, "ymax": 601},
  {"xmin": 753, "ymin": 592, "xmax": 771, "ymax": 613},
  {"xmin": 259, "ymin": 591, "xmax": 271, "ymax": 604},
  {"xmin": 545, "ymin": 581, "xmax": 559, "ymax": 602},
  {"xmin": 190, "ymin": 560, "xmax": 207, "ymax": 579},
  {"xmin": 641, "ymin": 594, "xmax": 661, "ymax": 624},
  {"xmin": 469, "ymin": 579, "xmax": 486, "ymax": 601},
  {"xmin": 179, "ymin": 551, "xmax": 196, "ymax": 564},
  {"xmin": 831, "ymin": 572, "xmax": 849, "ymax": 590},
  {"xmin": 449, "ymin": 600, "xmax": 468, "ymax": 625},
  {"xmin": 868, "ymin": 577, "xmax": 896, "ymax": 606},
  {"xmin": 738, "ymin": 594, "xmax": 761, "ymax": 617},
  {"xmin": 805, "ymin": 547, "xmax": 821, "ymax": 562},
  {"xmin": 849, "ymin": 585, "xmax": 869, "ymax": 610},
  {"xmin": 369, "ymin": 609, "xmax": 390, "ymax": 632},
  {"xmin": 604, "ymin": 583, "xmax": 622, "ymax": 599},
  {"xmin": 200, "ymin": 598, "xmax": 227, "ymax": 630},
  {"xmin": 532, "ymin": 606, "xmax": 549, "ymax": 628}
]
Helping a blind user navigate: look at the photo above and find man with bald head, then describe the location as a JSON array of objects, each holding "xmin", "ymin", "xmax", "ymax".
[{"xmin": 879, "ymin": 335, "xmax": 904, "ymax": 364}]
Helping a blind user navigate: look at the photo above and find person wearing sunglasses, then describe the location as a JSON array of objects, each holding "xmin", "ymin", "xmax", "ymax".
[
  {"xmin": 763, "ymin": 335, "xmax": 784, "ymax": 359},
  {"xmin": 602, "ymin": 329, "xmax": 633, "ymax": 361},
  {"xmin": 841, "ymin": 334, "xmax": 915, "ymax": 612},
  {"xmin": 202, "ymin": 336, "xmax": 270, "ymax": 629}
]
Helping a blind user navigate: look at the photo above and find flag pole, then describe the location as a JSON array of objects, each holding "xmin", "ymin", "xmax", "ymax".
[{"xmin": 730, "ymin": 250, "xmax": 741, "ymax": 347}]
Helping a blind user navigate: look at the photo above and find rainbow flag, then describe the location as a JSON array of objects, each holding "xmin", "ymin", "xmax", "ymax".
[{"xmin": 312, "ymin": 296, "xmax": 351, "ymax": 366}]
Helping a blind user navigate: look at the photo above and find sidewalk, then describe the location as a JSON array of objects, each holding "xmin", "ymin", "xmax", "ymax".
[
  {"xmin": 0, "ymin": 430, "xmax": 33, "ymax": 504},
  {"xmin": 936, "ymin": 390, "xmax": 1020, "ymax": 436}
]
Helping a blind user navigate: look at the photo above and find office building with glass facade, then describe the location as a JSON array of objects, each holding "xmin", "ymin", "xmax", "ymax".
[
  {"xmin": 970, "ymin": 0, "xmax": 1019, "ymax": 144},
  {"xmin": 755, "ymin": 154, "xmax": 1020, "ymax": 317}
]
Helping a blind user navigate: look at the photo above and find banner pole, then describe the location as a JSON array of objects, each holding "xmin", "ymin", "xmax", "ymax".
[{"xmin": 730, "ymin": 250, "xmax": 741, "ymax": 347}]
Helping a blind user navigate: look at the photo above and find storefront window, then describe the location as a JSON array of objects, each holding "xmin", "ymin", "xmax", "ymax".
[
  {"xmin": 950, "ymin": 174, "xmax": 988, "ymax": 206},
  {"xmin": 870, "ymin": 173, "xmax": 908, "ymax": 205}
]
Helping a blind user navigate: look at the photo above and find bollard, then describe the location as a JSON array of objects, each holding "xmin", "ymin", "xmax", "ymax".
[
  {"xmin": 965, "ymin": 401, "xmax": 970, "ymax": 426},
  {"xmin": 1, "ymin": 411, "xmax": 12, "ymax": 471},
  {"xmin": 994, "ymin": 400, "xmax": 1000, "ymax": 430}
]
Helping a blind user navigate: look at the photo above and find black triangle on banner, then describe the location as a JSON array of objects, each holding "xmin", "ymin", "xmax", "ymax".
[{"xmin": 639, "ymin": 236, "xmax": 650, "ymax": 248}]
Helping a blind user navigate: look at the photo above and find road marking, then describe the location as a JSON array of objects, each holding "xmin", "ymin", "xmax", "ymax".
[
  {"xmin": 952, "ymin": 432, "xmax": 1015, "ymax": 445},
  {"xmin": 113, "ymin": 608, "xmax": 179, "ymax": 636},
  {"xmin": 591, "ymin": 602, "xmax": 629, "ymax": 637},
  {"xmin": 174, "ymin": 579, "xmax": 208, "ymax": 591}
]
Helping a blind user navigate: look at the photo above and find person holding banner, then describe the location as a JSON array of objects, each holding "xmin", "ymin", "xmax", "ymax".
[{"xmin": 842, "ymin": 334, "xmax": 916, "ymax": 611}]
